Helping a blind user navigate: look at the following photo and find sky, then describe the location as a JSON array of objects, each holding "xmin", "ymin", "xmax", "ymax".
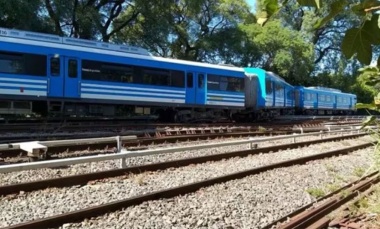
[{"xmin": 247, "ymin": 0, "xmax": 256, "ymax": 12}]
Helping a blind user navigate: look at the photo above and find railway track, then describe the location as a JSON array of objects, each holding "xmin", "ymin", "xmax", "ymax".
[
  {"xmin": 0, "ymin": 116, "xmax": 362, "ymax": 139},
  {"xmin": 0, "ymin": 124, "xmax": 363, "ymax": 164},
  {"xmin": 0, "ymin": 120, "xmax": 326, "ymax": 144},
  {"xmin": 265, "ymin": 172, "xmax": 380, "ymax": 229},
  {"xmin": 0, "ymin": 132, "xmax": 375, "ymax": 228},
  {"xmin": 0, "ymin": 132, "xmax": 368, "ymax": 194}
]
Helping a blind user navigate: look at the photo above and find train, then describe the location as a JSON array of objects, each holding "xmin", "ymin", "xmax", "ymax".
[{"xmin": 0, "ymin": 27, "xmax": 357, "ymax": 122}]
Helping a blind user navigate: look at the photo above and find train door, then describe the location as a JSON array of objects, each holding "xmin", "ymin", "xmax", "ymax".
[
  {"xmin": 196, "ymin": 73, "xmax": 206, "ymax": 104},
  {"xmin": 63, "ymin": 57, "xmax": 80, "ymax": 98},
  {"xmin": 47, "ymin": 55, "xmax": 64, "ymax": 97},
  {"xmin": 185, "ymin": 72, "xmax": 206, "ymax": 104}
]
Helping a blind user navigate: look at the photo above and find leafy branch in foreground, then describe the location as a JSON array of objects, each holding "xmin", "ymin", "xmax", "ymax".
[{"xmin": 258, "ymin": 0, "xmax": 380, "ymax": 65}]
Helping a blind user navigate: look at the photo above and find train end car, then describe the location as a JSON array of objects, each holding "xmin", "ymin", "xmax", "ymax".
[{"xmin": 294, "ymin": 86, "xmax": 356, "ymax": 115}]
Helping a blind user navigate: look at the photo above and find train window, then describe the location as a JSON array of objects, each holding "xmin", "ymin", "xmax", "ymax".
[
  {"xmin": 287, "ymin": 90, "xmax": 294, "ymax": 99},
  {"xmin": 198, "ymin": 74, "xmax": 204, "ymax": 88},
  {"xmin": 326, "ymin": 95, "xmax": 331, "ymax": 102},
  {"xmin": 227, "ymin": 77, "xmax": 244, "ymax": 92},
  {"xmin": 275, "ymin": 83, "xmax": 284, "ymax": 97},
  {"xmin": 305, "ymin": 93, "xmax": 310, "ymax": 100},
  {"xmin": 103, "ymin": 64, "xmax": 133, "ymax": 83},
  {"xmin": 81, "ymin": 59, "xmax": 184, "ymax": 87},
  {"xmin": 50, "ymin": 57, "xmax": 60, "ymax": 76},
  {"xmin": 13, "ymin": 101, "xmax": 31, "ymax": 109},
  {"xmin": 319, "ymin": 94, "xmax": 325, "ymax": 101},
  {"xmin": 207, "ymin": 74, "xmax": 244, "ymax": 92},
  {"xmin": 0, "ymin": 101, "xmax": 10, "ymax": 109},
  {"xmin": 220, "ymin": 77, "xmax": 228, "ymax": 90},
  {"xmin": 187, "ymin": 73, "xmax": 193, "ymax": 88},
  {"xmin": 142, "ymin": 68, "xmax": 170, "ymax": 86},
  {"xmin": 266, "ymin": 79, "xmax": 273, "ymax": 94},
  {"xmin": 68, "ymin": 60, "xmax": 77, "ymax": 78},
  {"xmin": 207, "ymin": 74, "xmax": 219, "ymax": 90},
  {"xmin": 171, "ymin": 71, "xmax": 185, "ymax": 87},
  {"xmin": 0, "ymin": 51, "xmax": 46, "ymax": 76},
  {"xmin": 337, "ymin": 97, "xmax": 342, "ymax": 103}
]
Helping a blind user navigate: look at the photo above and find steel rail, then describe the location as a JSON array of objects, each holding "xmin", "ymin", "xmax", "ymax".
[
  {"xmin": 271, "ymin": 173, "xmax": 380, "ymax": 229},
  {"xmin": 262, "ymin": 171, "xmax": 379, "ymax": 229},
  {"xmin": 2, "ymin": 140, "xmax": 375, "ymax": 229},
  {"xmin": 310, "ymin": 183, "xmax": 379, "ymax": 228},
  {"xmin": 0, "ymin": 133, "xmax": 367, "ymax": 195},
  {"xmin": 0, "ymin": 126, "xmax": 359, "ymax": 160}
]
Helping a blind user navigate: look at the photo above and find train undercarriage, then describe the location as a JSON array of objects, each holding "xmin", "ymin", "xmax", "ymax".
[
  {"xmin": 0, "ymin": 99, "xmax": 237, "ymax": 123},
  {"xmin": 0, "ymin": 99, "xmax": 355, "ymax": 123}
]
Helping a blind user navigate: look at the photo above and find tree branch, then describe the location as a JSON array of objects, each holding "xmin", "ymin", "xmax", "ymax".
[
  {"xmin": 44, "ymin": 0, "xmax": 64, "ymax": 36},
  {"xmin": 103, "ymin": 11, "xmax": 139, "ymax": 41},
  {"xmin": 365, "ymin": 5, "xmax": 380, "ymax": 12}
]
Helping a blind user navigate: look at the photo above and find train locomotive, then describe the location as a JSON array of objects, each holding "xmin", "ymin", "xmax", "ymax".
[{"xmin": 0, "ymin": 27, "xmax": 357, "ymax": 121}]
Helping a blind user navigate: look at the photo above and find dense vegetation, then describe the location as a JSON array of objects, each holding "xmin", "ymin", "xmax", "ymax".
[{"xmin": 0, "ymin": 0, "xmax": 379, "ymax": 104}]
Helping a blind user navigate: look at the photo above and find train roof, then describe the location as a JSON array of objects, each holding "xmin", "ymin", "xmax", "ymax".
[
  {"xmin": 265, "ymin": 71, "xmax": 293, "ymax": 87},
  {"xmin": 0, "ymin": 27, "xmax": 244, "ymax": 73},
  {"xmin": 296, "ymin": 86, "xmax": 356, "ymax": 96},
  {"xmin": 306, "ymin": 86, "xmax": 341, "ymax": 93}
]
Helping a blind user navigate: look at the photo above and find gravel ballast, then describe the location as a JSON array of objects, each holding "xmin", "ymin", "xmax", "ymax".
[
  {"xmin": 64, "ymin": 148, "xmax": 377, "ymax": 229},
  {"xmin": 0, "ymin": 136, "xmax": 374, "ymax": 228}
]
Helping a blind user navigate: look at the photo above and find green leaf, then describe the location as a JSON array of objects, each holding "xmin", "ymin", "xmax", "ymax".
[
  {"xmin": 257, "ymin": 11, "xmax": 269, "ymax": 26},
  {"xmin": 297, "ymin": 0, "xmax": 321, "ymax": 8},
  {"xmin": 257, "ymin": 0, "xmax": 279, "ymax": 26},
  {"xmin": 362, "ymin": 14, "xmax": 380, "ymax": 45},
  {"xmin": 358, "ymin": 66, "xmax": 379, "ymax": 73},
  {"xmin": 341, "ymin": 22, "xmax": 377, "ymax": 65},
  {"xmin": 361, "ymin": 115, "xmax": 377, "ymax": 130},
  {"xmin": 314, "ymin": 0, "xmax": 347, "ymax": 29},
  {"xmin": 356, "ymin": 103, "xmax": 378, "ymax": 110},
  {"xmin": 263, "ymin": 0, "xmax": 279, "ymax": 15}
]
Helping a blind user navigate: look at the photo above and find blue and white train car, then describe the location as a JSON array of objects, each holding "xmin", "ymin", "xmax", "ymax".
[
  {"xmin": 294, "ymin": 86, "xmax": 356, "ymax": 115},
  {"xmin": 264, "ymin": 71, "xmax": 294, "ymax": 115},
  {"xmin": 242, "ymin": 68, "xmax": 294, "ymax": 119},
  {"xmin": 0, "ymin": 27, "xmax": 245, "ymax": 120}
]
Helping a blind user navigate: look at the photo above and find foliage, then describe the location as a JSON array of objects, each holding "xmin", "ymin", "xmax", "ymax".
[
  {"xmin": 258, "ymin": 0, "xmax": 380, "ymax": 66},
  {"xmin": 240, "ymin": 20, "xmax": 315, "ymax": 84},
  {"xmin": 0, "ymin": 0, "xmax": 53, "ymax": 33},
  {"xmin": 115, "ymin": 0, "xmax": 251, "ymax": 61},
  {"xmin": 306, "ymin": 187, "xmax": 325, "ymax": 198},
  {"xmin": 42, "ymin": 0, "xmax": 140, "ymax": 41}
]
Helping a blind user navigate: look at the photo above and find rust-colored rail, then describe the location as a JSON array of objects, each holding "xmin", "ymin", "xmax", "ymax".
[
  {"xmin": 265, "ymin": 172, "xmax": 380, "ymax": 229},
  {"xmin": 2, "ymin": 139, "xmax": 375, "ymax": 229},
  {"xmin": 0, "ymin": 133, "xmax": 366, "ymax": 196}
]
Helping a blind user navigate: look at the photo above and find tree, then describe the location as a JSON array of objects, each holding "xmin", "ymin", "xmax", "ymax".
[
  {"xmin": 115, "ymin": 0, "xmax": 251, "ymax": 61},
  {"xmin": 0, "ymin": 0, "xmax": 53, "ymax": 33},
  {"xmin": 240, "ymin": 20, "xmax": 315, "ymax": 85},
  {"xmin": 43, "ymin": 0, "xmax": 139, "ymax": 41}
]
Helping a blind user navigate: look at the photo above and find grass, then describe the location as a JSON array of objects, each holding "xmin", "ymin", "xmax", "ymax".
[
  {"xmin": 306, "ymin": 187, "xmax": 325, "ymax": 199},
  {"xmin": 326, "ymin": 183, "xmax": 340, "ymax": 193},
  {"xmin": 353, "ymin": 167, "xmax": 366, "ymax": 177},
  {"xmin": 124, "ymin": 172, "xmax": 148, "ymax": 186},
  {"xmin": 343, "ymin": 186, "xmax": 380, "ymax": 228},
  {"xmin": 257, "ymin": 126, "xmax": 267, "ymax": 132}
]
